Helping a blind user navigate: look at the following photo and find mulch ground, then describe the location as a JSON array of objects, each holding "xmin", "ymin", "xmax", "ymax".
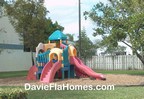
[{"xmin": 0, "ymin": 74, "xmax": 144, "ymax": 86}]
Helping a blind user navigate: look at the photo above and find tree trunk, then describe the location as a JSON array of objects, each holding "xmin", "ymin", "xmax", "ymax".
[
  {"xmin": 135, "ymin": 51, "xmax": 144, "ymax": 67},
  {"xmin": 122, "ymin": 41, "xmax": 144, "ymax": 67},
  {"xmin": 31, "ymin": 50, "xmax": 35, "ymax": 66}
]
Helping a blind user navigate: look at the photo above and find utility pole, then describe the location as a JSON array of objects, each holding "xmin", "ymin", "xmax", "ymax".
[{"xmin": 78, "ymin": 0, "xmax": 81, "ymax": 58}]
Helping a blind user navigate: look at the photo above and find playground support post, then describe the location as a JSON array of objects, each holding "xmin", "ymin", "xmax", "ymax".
[{"xmin": 78, "ymin": 0, "xmax": 81, "ymax": 58}]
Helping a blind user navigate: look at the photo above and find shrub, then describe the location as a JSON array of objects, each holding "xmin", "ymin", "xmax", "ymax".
[
  {"xmin": 0, "ymin": 87, "xmax": 28, "ymax": 99},
  {"xmin": 128, "ymin": 67, "xmax": 132, "ymax": 70}
]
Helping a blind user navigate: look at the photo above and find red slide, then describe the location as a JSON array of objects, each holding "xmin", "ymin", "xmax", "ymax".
[
  {"xmin": 40, "ymin": 61, "xmax": 53, "ymax": 81},
  {"xmin": 40, "ymin": 61, "xmax": 62, "ymax": 83},
  {"xmin": 27, "ymin": 65, "xmax": 38, "ymax": 80},
  {"xmin": 75, "ymin": 57, "xmax": 97, "ymax": 73},
  {"xmin": 70, "ymin": 56, "xmax": 106, "ymax": 80}
]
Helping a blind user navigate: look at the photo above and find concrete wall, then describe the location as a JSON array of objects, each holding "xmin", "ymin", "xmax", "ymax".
[
  {"xmin": 0, "ymin": 49, "xmax": 32, "ymax": 72},
  {"xmin": 0, "ymin": 17, "xmax": 22, "ymax": 44},
  {"xmin": 0, "ymin": 16, "xmax": 33, "ymax": 72}
]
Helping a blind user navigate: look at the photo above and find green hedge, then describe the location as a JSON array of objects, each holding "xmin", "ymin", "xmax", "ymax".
[{"xmin": 0, "ymin": 88, "xmax": 28, "ymax": 99}]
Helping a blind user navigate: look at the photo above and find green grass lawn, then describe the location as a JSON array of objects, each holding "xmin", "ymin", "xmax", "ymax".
[
  {"xmin": 1, "ymin": 86, "xmax": 144, "ymax": 99},
  {"xmin": 28, "ymin": 87, "xmax": 144, "ymax": 99},
  {"xmin": 0, "ymin": 71, "xmax": 27, "ymax": 78},
  {"xmin": 95, "ymin": 70, "xmax": 144, "ymax": 75},
  {"xmin": 0, "ymin": 70, "xmax": 144, "ymax": 79}
]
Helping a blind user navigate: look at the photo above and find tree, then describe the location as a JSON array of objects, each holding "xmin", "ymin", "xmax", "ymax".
[
  {"xmin": 4, "ymin": 0, "xmax": 64, "ymax": 65},
  {"xmin": 66, "ymin": 34, "xmax": 74, "ymax": 41},
  {"xmin": 0, "ymin": 0, "xmax": 5, "ymax": 7},
  {"xmin": 84, "ymin": 0, "xmax": 144, "ymax": 65},
  {"xmin": 43, "ymin": 19, "xmax": 64, "ymax": 42},
  {"xmin": 76, "ymin": 28, "xmax": 96, "ymax": 64},
  {"xmin": 0, "ymin": 0, "xmax": 7, "ymax": 36},
  {"xmin": 0, "ymin": 0, "xmax": 5, "ymax": 23},
  {"xmin": 104, "ymin": 45, "xmax": 126, "ymax": 55},
  {"xmin": 93, "ymin": 39, "xmax": 103, "ymax": 55},
  {"xmin": 0, "ymin": 1, "xmax": 3, "ymax": 54}
]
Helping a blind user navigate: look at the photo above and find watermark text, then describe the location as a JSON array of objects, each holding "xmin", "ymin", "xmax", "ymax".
[{"xmin": 24, "ymin": 83, "xmax": 115, "ymax": 91}]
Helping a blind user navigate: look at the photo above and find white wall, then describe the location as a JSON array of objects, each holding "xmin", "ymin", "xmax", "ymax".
[
  {"xmin": 0, "ymin": 16, "xmax": 22, "ymax": 44},
  {"xmin": 0, "ymin": 16, "xmax": 33, "ymax": 71},
  {"xmin": 0, "ymin": 49, "xmax": 32, "ymax": 72}
]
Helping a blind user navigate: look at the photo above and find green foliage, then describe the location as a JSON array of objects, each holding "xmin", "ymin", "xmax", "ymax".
[
  {"xmin": 0, "ymin": 88, "xmax": 28, "ymax": 99},
  {"xmin": 85, "ymin": 0, "xmax": 144, "ymax": 64},
  {"xmin": 43, "ymin": 19, "xmax": 64, "ymax": 43},
  {"xmin": 76, "ymin": 29, "xmax": 96, "ymax": 62},
  {"xmin": 105, "ymin": 45, "xmax": 126, "ymax": 55},
  {"xmin": 0, "ymin": 0, "xmax": 5, "ymax": 7},
  {"xmin": 4, "ymin": 0, "xmax": 64, "ymax": 51},
  {"xmin": 66, "ymin": 34, "xmax": 74, "ymax": 41},
  {"xmin": 0, "ymin": 0, "xmax": 5, "ymax": 31}
]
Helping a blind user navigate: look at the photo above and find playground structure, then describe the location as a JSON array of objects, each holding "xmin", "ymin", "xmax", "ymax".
[{"xmin": 27, "ymin": 30, "xmax": 106, "ymax": 83}]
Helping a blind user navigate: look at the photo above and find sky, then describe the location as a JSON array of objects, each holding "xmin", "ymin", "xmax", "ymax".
[
  {"xmin": 44, "ymin": 0, "xmax": 108, "ymax": 41},
  {"xmin": 44, "ymin": 0, "xmax": 132, "ymax": 54}
]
